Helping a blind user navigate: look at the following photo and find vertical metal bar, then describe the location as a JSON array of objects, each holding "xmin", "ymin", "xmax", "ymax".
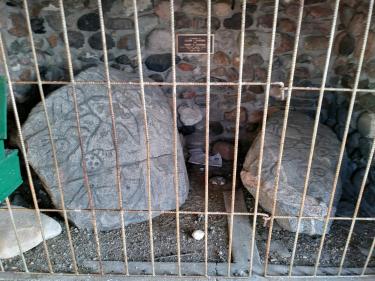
[
  {"xmin": 168, "ymin": 0, "xmax": 182, "ymax": 276},
  {"xmin": 249, "ymin": 0, "xmax": 280, "ymax": 276},
  {"xmin": 5, "ymin": 198, "xmax": 29, "ymax": 272},
  {"xmin": 96, "ymin": 0, "xmax": 129, "ymax": 275},
  {"xmin": 204, "ymin": 0, "xmax": 212, "ymax": 277},
  {"xmin": 338, "ymin": 139, "xmax": 375, "ymax": 275},
  {"xmin": 226, "ymin": 0, "xmax": 247, "ymax": 276},
  {"xmin": 58, "ymin": 0, "xmax": 104, "ymax": 275},
  {"xmin": 0, "ymin": 33, "xmax": 54, "ymax": 273},
  {"xmin": 314, "ymin": 0, "xmax": 374, "ymax": 276},
  {"xmin": 263, "ymin": 0, "xmax": 305, "ymax": 276},
  {"xmin": 132, "ymin": 0, "xmax": 155, "ymax": 275},
  {"xmin": 23, "ymin": 0, "xmax": 79, "ymax": 273},
  {"xmin": 362, "ymin": 237, "xmax": 375, "ymax": 276},
  {"xmin": 288, "ymin": 0, "xmax": 341, "ymax": 276}
]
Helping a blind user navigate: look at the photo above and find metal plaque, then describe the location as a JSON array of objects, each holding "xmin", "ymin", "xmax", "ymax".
[{"xmin": 176, "ymin": 34, "xmax": 214, "ymax": 54}]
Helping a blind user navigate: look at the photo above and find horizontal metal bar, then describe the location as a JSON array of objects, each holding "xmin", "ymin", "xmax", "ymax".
[
  {"xmin": 265, "ymin": 263, "xmax": 375, "ymax": 278},
  {"xmin": 0, "ymin": 207, "xmax": 373, "ymax": 221},
  {"xmin": 10, "ymin": 80, "xmax": 375, "ymax": 94},
  {"xmin": 82, "ymin": 261, "xmax": 375, "ymax": 277},
  {"xmin": 1, "ymin": 264, "xmax": 374, "ymax": 280},
  {"xmin": 288, "ymin": 86, "xmax": 375, "ymax": 93},
  {"xmin": 11, "ymin": 80, "xmax": 283, "ymax": 86},
  {"xmin": 0, "ymin": 207, "xmax": 267, "ymax": 216}
]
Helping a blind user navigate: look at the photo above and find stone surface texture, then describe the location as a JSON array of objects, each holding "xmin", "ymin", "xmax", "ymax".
[
  {"xmin": 22, "ymin": 67, "xmax": 189, "ymax": 230},
  {"xmin": 241, "ymin": 112, "xmax": 344, "ymax": 235},
  {"xmin": 0, "ymin": 206, "xmax": 62, "ymax": 259}
]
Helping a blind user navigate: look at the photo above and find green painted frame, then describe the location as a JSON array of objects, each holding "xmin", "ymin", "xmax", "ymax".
[{"xmin": 0, "ymin": 77, "xmax": 22, "ymax": 202}]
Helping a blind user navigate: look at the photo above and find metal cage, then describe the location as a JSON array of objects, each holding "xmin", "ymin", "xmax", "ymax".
[{"xmin": 0, "ymin": 0, "xmax": 374, "ymax": 280}]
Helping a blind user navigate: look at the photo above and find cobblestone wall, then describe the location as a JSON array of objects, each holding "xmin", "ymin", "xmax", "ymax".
[{"xmin": 1, "ymin": 0, "xmax": 374, "ymax": 216}]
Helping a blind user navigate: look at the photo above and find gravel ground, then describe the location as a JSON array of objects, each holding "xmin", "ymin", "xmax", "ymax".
[
  {"xmin": 2, "ymin": 165, "xmax": 229, "ymax": 274},
  {"xmin": 243, "ymin": 189, "xmax": 375, "ymax": 269},
  {"xmin": 2, "ymin": 163, "xmax": 374, "ymax": 274}
]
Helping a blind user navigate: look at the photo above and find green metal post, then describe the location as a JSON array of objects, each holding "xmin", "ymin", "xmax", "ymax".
[
  {"xmin": 0, "ymin": 77, "xmax": 22, "ymax": 202},
  {"xmin": 0, "ymin": 76, "xmax": 6, "ymax": 139}
]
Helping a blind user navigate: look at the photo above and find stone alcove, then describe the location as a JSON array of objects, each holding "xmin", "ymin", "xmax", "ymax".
[{"xmin": 2, "ymin": 0, "xmax": 374, "ymax": 217}]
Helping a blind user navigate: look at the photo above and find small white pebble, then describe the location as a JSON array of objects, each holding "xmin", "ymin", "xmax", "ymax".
[{"xmin": 192, "ymin": 230, "xmax": 205, "ymax": 241}]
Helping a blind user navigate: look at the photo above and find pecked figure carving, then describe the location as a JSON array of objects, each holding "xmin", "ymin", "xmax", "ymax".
[
  {"xmin": 22, "ymin": 66, "xmax": 189, "ymax": 230},
  {"xmin": 241, "ymin": 111, "xmax": 344, "ymax": 235}
]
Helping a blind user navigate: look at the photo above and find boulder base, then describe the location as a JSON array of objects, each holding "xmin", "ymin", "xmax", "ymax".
[
  {"xmin": 241, "ymin": 111, "xmax": 344, "ymax": 235},
  {"xmin": 22, "ymin": 67, "xmax": 189, "ymax": 230}
]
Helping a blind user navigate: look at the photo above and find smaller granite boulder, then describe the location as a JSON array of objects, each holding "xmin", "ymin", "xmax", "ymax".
[
  {"xmin": 0, "ymin": 206, "xmax": 62, "ymax": 259},
  {"xmin": 241, "ymin": 111, "xmax": 344, "ymax": 235}
]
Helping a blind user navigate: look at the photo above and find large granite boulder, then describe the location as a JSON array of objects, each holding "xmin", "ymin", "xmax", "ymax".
[
  {"xmin": 22, "ymin": 67, "xmax": 189, "ymax": 230},
  {"xmin": 241, "ymin": 111, "xmax": 343, "ymax": 235}
]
